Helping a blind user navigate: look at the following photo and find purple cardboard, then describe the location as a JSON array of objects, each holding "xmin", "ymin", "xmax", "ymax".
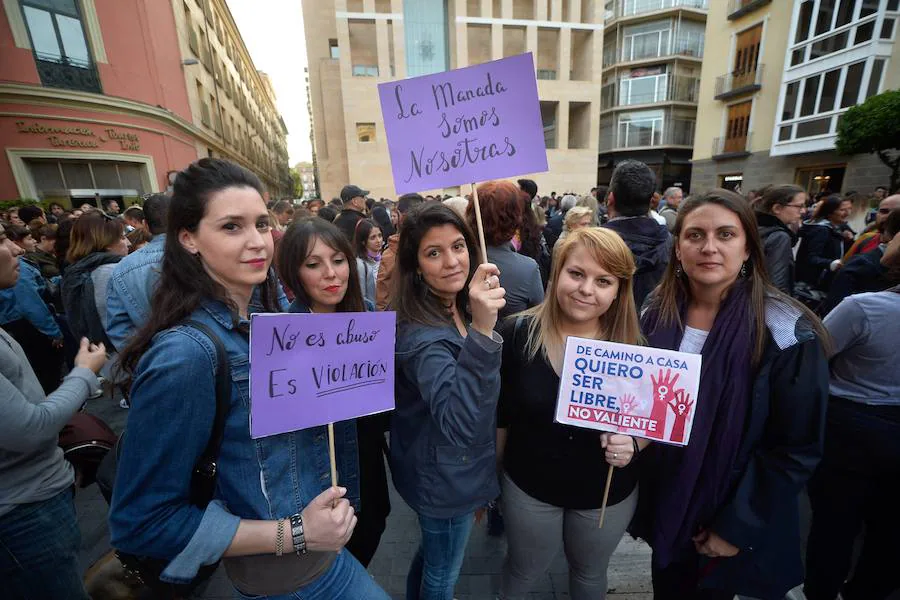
[
  {"xmin": 378, "ymin": 53, "xmax": 548, "ymax": 194},
  {"xmin": 249, "ymin": 311, "xmax": 396, "ymax": 439}
]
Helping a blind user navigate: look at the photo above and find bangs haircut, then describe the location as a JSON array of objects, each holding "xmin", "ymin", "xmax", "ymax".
[{"xmin": 66, "ymin": 212, "xmax": 124, "ymax": 263}]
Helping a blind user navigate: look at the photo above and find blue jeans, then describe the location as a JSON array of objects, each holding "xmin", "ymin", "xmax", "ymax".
[
  {"xmin": 407, "ymin": 512, "xmax": 476, "ymax": 600},
  {"xmin": 0, "ymin": 488, "xmax": 89, "ymax": 600},
  {"xmin": 232, "ymin": 549, "xmax": 390, "ymax": 600}
]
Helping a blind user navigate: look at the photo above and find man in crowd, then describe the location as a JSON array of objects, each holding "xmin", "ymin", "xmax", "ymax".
[
  {"xmin": 659, "ymin": 186, "xmax": 683, "ymax": 232},
  {"xmin": 104, "ymin": 199, "xmax": 121, "ymax": 216},
  {"xmin": 602, "ymin": 159, "xmax": 672, "ymax": 309},
  {"xmin": 17, "ymin": 205, "xmax": 45, "ymax": 228},
  {"xmin": 375, "ymin": 192, "xmax": 424, "ymax": 310},
  {"xmin": 272, "ymin": 200, "xmax": 295, "ymax": 227},
  {"xmin": 334, "ymin": 184, "xmax": 369, "ymax": 242},
  {"xmin": 104, "ymin": 193, "xmax": 170, "ymax": 352},
  {"xmin": 844, "ymin": 193, "xmax": 900, "ymax": 260},
  {"xmin": 122, "ymin": 206, "xmax": 147, "ymax": 232},
  {"xmin": 543, "ymin": 193, "xmax": 577, "ymax": 250}
]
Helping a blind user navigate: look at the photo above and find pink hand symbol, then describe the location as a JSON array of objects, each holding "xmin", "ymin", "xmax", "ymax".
[{"xmin": 648, "ymin": 369, "xmax": 680, "ymax": 439}]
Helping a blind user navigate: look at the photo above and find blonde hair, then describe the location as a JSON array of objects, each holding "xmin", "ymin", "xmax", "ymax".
[
  {"xmin": 518, "ymin": 227, "xmax": 643, "ymax": 363},
  {"xmin": 563, "ymin": 206, "xmax": 594, "ymax": 233},
  {"xmin": 442, "ymin": 196, "xmax": 469, "ymax": 219},
  {"xmin": 576, "ymin": 195, "xmax": 599, "ymax": 225}
]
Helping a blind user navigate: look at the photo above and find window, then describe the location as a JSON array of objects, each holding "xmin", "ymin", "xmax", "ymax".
[
  {"xmin": 809, "ymin": 31, "xmax": 848, "ymax": 61},
  {"xmin": 329, "ymin": 38, "xmax": 339, "ymax": 59},
  {"xmin": 723, "ymin": 101, "xmax": 751, "ymax": 153},
  {"xmin": 540, "ymin": 101, "xmax": 558, "ymax": 149},
  {"xmin": 404, "ymin": 0, "xmax": 448, "ymax": 76},
  {"xmin": 854, "ymin": 20, "xmax": 875, "ymax": 44},
  {"xmin": 881, "ymin": 19, "xmax": 896, "ymax": 40},
  {"xmin": 622, "ymin": 21, "xmax": 671, "ymax": 61},
  {"xmin": 796, "ymin": 117, "xmax": 831, "ymax": 138},
  {"xmin": 20, "ymin": 0, "xmax": 100, "ymax": 92},
  {"xmin": 840, "ymin": 61, "xmax": 864, "ymax": 107},
  {"xmin": 620, "ymin": 69, "xmax": 668, "ymax": 105},
  {"xmin": 795, "ymin": 1, "xmax": 814, "ymax": 43},
  {"xmin": 618, "ymin": 110, "xmax": 664, "ymax": 148},
  {"xmin": 782, "ymin": 81, "xmax": 799, "ymax": 120},
  {"xmin": 800, "ymin": 75, "xmax": 820, "ymax": 117},
  {"xmin": 356, "ymin": 122, "xmax": 375, "ymax": 142},
  {"xmin": 818, "ymin": 68, "xmax": 840, "ymax": 112},
  {"xmin": 866, "ymin": 58, "xmax": 884, "ymax": 99}
]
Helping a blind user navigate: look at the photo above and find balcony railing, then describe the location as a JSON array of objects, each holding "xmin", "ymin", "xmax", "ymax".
[
  {"xmin": 602, "ymin": 76, "xmax": 701, "ymax": 110},
  {"xmin": 712, "ymin": 132, "xmax": 753, "ymax": 158},
  {"xmin": 714, "ymin": 64, "xmax": 764, "ymax": 99},
  {"xmin": 599, "ymin": 117, "xmax": 696, "ymax": 150},
  {"xmin": 727, "ymin": 0, "xmax": 772, "ymax": 20},
  {"xmin": 34, "ymin": 53, "xmax": 102, "ymax": 94},
  {"xmin": 606, "ymin": 0, "xmax": 708, "ymax": 21}
]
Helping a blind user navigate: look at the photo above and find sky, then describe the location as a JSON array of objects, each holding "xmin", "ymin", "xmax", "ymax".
[{"xmin": 225, "ymin": 0, "xmax": 312, "ymax": 166}]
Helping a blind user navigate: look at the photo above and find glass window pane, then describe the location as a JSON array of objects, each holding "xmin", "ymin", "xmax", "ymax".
[
  {"xmin": 841, "ymin": 62, "xmax": 864, "ymax": 107},
  {"xmin": 796, "ymin": 1, "xmax": 814, "ymax": 43},
  {"xmin": 778, "ymin": 125, "xmax": 793, "ymax": 141},
  {"xmin": 888, "ymin": 0, "xmax": 899, "ymax": 9},
  {"xmin": 783, "ymin": 81, "xmax": 800, "ymax": 120},
  {"xmin": 91, "ymin": 162, "xmax": 120, "ymax": 188},
  {"xmin": 25, "ymin": 159, "xmax": 65, "ymax": 190},
  {"xmin": 815, "ymin": 0, "xmax": 837, "ymax": 36},
  {"xmin": 818, "ymin": 69, "xmax": 840, "ymax": 112},
  {"xmin": 404, "ymin": 0, "xmax": 448, "ymax": 76},
  {"xmin": 834, "ymin": 0, "xmax": 856, "ymax": 27},
  {"xmin": 26, "ymin": 0, "xmax": 79, "ymax": 18},
  {"xmin": 866, "ymin": 59, "xmax": 884, "ymax": 99},
  {"xmin": 859, "ymin": 0, "xmax": 878, "ymax": 16},
  {"xmin": 117, "ymin": 164, "xmax": 144, "ymax": 192},
  {"xmin": 800, "ymin": 75, "xmax": 820, "ymax": 117},
  {"xmin": 23, "ymin": 6, "xmax": 61, "ymax": 59},
  {"xmin": 881, "ymin": 19, "xmax": 895, "ymax": 40},
  {"xmin": 854, "ymin": 21, "xmax": 874, "ymax": 44},
  {"xmin": 57, "ymin": 14, "xmax": 89, "ymax": 64},
  {"xmin": 791, "ymin": 48, "xmax": 805, "ymax": 66},
  {"xmin": 61, "ymin": 162, "xmax": 93, "ymax": 188},
  {"xmin": 810, "ymin": 31, "xmax": 848, "ymax": 60},
  {"xmin": 796, "ymin": 117, "xmax": 831, "ymax": 138}
]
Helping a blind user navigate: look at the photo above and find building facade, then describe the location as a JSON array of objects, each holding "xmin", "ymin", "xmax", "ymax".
[
  {"xmin": 599, "ymin": 0, "xmax": 708, "ymax": 191},
  {"xmin": 691, "ymin": 0, "xmax": 899, "ymax": 196},
  {"xmin": 0, "ymin": 0, "xmax": 290, "ymax": 208},
  {"xmin": 303, "ymin": 0, "xmax": 604, "ymax": 201},
  {"xmin": 295, "ymin": 161, "xmax": 317, "ymax": 199}
]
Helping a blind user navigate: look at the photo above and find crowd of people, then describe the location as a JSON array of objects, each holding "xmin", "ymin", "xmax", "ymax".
[{"xmin": 1, "ymin": 156, "xmax": 897, "ymax": 600}]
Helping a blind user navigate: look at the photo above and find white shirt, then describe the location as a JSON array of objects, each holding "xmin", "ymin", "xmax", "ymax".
[{"xmin": 678, "ymin": 326, "xmax": 709, "ymax": 354}]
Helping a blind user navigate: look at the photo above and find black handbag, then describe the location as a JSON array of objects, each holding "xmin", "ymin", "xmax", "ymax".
[{"xmin": 96, "ymin": 320, "xmax": 231, "ymax": 599}]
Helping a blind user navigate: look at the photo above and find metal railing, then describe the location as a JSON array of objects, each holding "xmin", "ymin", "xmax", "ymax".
[
  {"xmin": 712, "ymin": 132, "xmax": 753, "ymax": 156},
  {"xmin": 34, "ymin": 53, "xmax": 101, "ymax": 94},
  {"xmin": 607, "ymin": 0, "xmax": 708, "ymax": 20},
  {"xmin": 601, "ymin": 76, "xmax": 700, "ymax": 110},
  {"xmin": 714, "ymin": 64, "xmax": 764, "ymax": 98},
  {"xmin": 599, "ymin": 117, "xmax": 696, "ymax": 150}
]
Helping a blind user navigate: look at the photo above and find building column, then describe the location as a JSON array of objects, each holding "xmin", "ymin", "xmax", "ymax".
[{"xmin": 560, "ymin": 28, "xmax": 572, "ymax": 82}]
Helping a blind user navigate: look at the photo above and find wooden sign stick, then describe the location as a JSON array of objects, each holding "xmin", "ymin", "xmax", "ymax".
[
  {"xmin": 471, "ymin": 182, "xmax": 489, "ymax": 265},
  {"xmin": 598, "ymin": 467, "xmax": 615, "ymax": 528},
  {"xmin": 327, "ymin": 422, "xmax": 338, "ymax": 486}
]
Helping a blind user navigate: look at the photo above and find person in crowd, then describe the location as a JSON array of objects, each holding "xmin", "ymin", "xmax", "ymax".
[
  {"xmin": 796, "ymin": 194, "xmax": 853, "ymax": 291},
  {"xmin": 7, "ymin": 207, "xmax": 25, "ymax": 227},
  {"xmin": 844, "ymin": 193, "xmax": 900, "ymax": 260},
  {"xmin": 649, "ymin": 192, "xmax": 667, "ymax": 226},
  {"xmin": 277, "ymin": 216, "xmax": 391, "ymax": 569},
  {"xmin": 70, "ymin": 208, "xmax": 84, "ymax": 220},
  {"xmin": 603, "ymin": 160, "xmax": 672, "ymax": 309},
  {"xmin": 54, "ymin": 218, "xmax": 75, "ymax": 274},
  {"xmin": 104, "ymin": 199, "xmax": 121, "ymax": 216},
  {"xmin": 576, "ymin": 194, "xmax": 600, "ymax": 226},
  {"xmin": 27, "ymin": 225, "xmax": 60, "ymax": 280},
  {"xmin": 442, "ymin": 196, "xmax": 469, "ymax": 218},
  {"xmin": 1, "ymin": 222, "xmax": 107, "ymax": 600},
  {"xmin": 820, "ymin": 209, "xmax": 900, "ymax": 315},
  {"xmin": 755, "ymin": 184, "xmax": 807, "ymax": 295},
  {"xmin": 105, "ymin": 193, "xmax": 170, "ymax": 353},
  {"xmin": 18, "ymin": 205, "xmax": 46, "ymax": 227},
  {"xmin": 126, "ymin": 227, "xmax": 152, "ymax": 252},
  {"xmin": 272, "ymin": 200, "xmax": 295, "ymax": 228},
  {"xmin": 872, "ymin": 185, "xmax": 888, "ymax": 203},
  {"xmin": 371, "ymin": 204, "xmax": 395, "ymax": 240},
  {"xmin": 334, "ymin": 184, "xmax": 369, "ymax": 242},
  {"xmin": 122, "ymin": 206, "xmax": 147, "ymax": 232},
  {"xmin": 6, "ymin": 224, "xmax": 37, "ymax": 256},
  {"xmin": 48, "ymin": 202, "xmax": 65, "ymax": 223},
  {"xmin": 659, "ymin": 187, "xmax": 683, "ymax": 232},
  {"xmin": 545, "ymin": 195, "xmax": 560, "ymax": 220},
  {"xmin": 804, "ymin": 224, "xmax": 900, "ymax": 600},
  {"xmin": 352, "ymin": 218, "xmax": 383, "ymax": 308},
  {"xmin": 375, "ymin": 192, "xmax": 424, "ymax": 310},
  {"xmin": 317, "ymin": 204, "xmax": 338, "ymax": 223},
  {"xmin": 497, "ymin": 227, "xmax": 644, "ymax": 599},
  {"xmin": 307, "ymin": 198, "xmax": 325, "ymax": 216},
  {"xmin": 467, "ymin": 181, "xmax": 543, "ymax": 320},
  {"xmin": 517, "ymin": 198, "xmax": 551, "ymax": 288},
  {"xmin": 0, "ymin": 225, "xmax": 64, "ymax": 394},
  {"xmin": 558, "ymin": 206, "xmax": 594, "ymax": 246},
  {"xmin": 391, "ymin": 203, "xmax": 506, "ymax": 599},
  {"xmin": 109, "ymin": 158, "xmax": 390, "ymax": 599},
  {"xmin": 544, "ymin": 194, "xmax": 577, "ymax": 250},
  {"xmin": 635, "ymin": 189, "xmax": 829, "ymax": 600}
]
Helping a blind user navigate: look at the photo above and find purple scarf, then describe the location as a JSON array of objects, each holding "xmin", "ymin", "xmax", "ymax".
[{"xmin": 641, "ymin": 280, "xmax": 754, "ymax": 567}]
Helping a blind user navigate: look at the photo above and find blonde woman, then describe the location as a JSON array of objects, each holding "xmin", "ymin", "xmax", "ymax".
[
  {"xmin": 497, "ymin": 228, "xmax": 647, "ymax": 600},
  {"xmin": 556, "ymin": 206, "xmax": 595, "ymax": 247}
]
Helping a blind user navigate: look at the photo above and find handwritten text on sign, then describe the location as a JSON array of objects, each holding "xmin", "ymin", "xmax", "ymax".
[
  {"xmin": 249, "ymin": 312, "xmax": 396, "ymax": 439},
  {"xmin": 378, "ymin": 53, "xmax": 548, "ymax": 195},
  {"xmin": 554, "ymin": 337, "xmax": 702, "ymax": 446}
]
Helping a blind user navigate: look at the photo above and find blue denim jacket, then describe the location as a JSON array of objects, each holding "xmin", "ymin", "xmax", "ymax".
[
  {"xmin": 108, "ymin": 300, "xmax": 359, "ymax": 584},
  {"xmin": 390, "ymin": 322, "xmax": 502, "ymax": 519},
  {"xmin": 105, "ymin": 234, "xmax": 165, "ymax": 351},
  {"xmin": 0, "ymin": 258, "xmax": 62, "ymax": 339}
]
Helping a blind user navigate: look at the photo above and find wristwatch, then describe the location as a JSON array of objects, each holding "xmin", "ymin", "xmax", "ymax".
[{"xmin": 289, "ymin": 513, "xmax": 308, "ymax": 555}]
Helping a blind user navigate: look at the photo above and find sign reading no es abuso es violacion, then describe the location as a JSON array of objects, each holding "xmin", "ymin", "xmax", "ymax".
[{"xmin": 377, "ymin": 52, "xmax": 548, "ymax": 194}]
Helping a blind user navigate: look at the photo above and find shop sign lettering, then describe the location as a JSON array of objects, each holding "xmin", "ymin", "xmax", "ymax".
[{"xmin": 15, "ymin": 121, "xmax": 141, "ymax": 151}]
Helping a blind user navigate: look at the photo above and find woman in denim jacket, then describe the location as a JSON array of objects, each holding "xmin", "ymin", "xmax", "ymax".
[
  {"xmin": 109, "ymin": 158, "xmax": 389, "ymax": 600},
  {"xmin": 390, "ymin": 202, "xmax": 507, "ymax": 600},
  {"xmin": 277, "ymin": 216, "xmax": 390, "ymax": 568}
]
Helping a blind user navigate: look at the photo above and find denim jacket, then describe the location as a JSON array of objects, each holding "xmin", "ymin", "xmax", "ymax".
[
  {"xmin": 105, "ymin": 234, "xmax": 165, "ymax": 351},
  {"xmin": 0, "ymin": 258, "xmax": 61, "ymax": 339},
  {"xmin": 108, "ymin": 300, "xmax": 358, "ymax": 584},
  {"xmin": 390, "ymin": 321, "xmax": 502, "ymax": 519}
]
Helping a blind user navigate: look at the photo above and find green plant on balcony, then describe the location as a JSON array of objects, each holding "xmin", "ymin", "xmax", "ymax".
[{"xmin": 836, "ymin": 90, "xmax": 900, "ymax": 193}]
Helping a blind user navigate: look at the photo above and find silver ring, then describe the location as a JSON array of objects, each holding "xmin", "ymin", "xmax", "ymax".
[{"xmin": 613, "ymin": 453, "xmax": 618, "ymax": 459}]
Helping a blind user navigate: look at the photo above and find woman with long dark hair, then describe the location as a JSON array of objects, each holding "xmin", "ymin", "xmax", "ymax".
[
  {"xmin": 755, "ymin": 184, "xmax": 807, "ymax": 295},
  {"xmin": 390, "ymin": 203, "xmax": 506, "ymax": 599},
  {"xmin": 351, "ymin": 218, "xmax": 383, "ymax": 308},
  {"xmin": 276, "ymin": 216, "xmax": 390, "ymax": 568},
  {"xmin": 796, "ymin": 194, "xmax": 852, "ymax": 291},
  {"xmin": 109, "ymin": 158, "xmax": 389, "ymax": 599},
  {"xmin": 636, "ymin": 189, "xmax": 829, "ymax": 600}
]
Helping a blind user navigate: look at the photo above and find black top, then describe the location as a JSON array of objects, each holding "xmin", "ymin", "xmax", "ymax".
[{"xmin": 497, "ymin": 316, "xmax": 638, "ymax": 509}]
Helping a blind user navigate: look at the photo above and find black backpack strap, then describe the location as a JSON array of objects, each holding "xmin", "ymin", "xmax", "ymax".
[{"xmin": 183, "ymin": 320, "xmax": 231, "ymax": 503}]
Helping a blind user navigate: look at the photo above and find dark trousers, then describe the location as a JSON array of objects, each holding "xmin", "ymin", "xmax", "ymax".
[
  {"xmin": 344, "ymin": 414, "xmax": 390, "ymax": 567},
  {"xmin": 804, "ymin": 397, "xmax": 900, "ymax": 600},
  {"xmin": 3, "ymin": 319, "xmax": 63, "ymax": 395},
  {"xmin": 651, "ymin": 554, "xmax": 735, "ymax": 600}
]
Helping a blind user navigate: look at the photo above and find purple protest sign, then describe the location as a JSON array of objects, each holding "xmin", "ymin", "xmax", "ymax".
[
  {"xmin": 378, "ymin": 53, "xmax": 548, "ymax": 195},
  {"xmin": 249, "ymin": 312, "xmax": 396, "ymax": 439}
]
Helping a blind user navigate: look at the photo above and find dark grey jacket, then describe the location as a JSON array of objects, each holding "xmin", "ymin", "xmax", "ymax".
[
  {"xmin": 486, "ymin": 243, "xmax": 543, "ymax": 320},
  {"xmin": 756, "ymin": 211, "xmax": 797, "ymax": 295}
]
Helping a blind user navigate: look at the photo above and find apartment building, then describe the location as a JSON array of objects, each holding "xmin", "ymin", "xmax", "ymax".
[
  {"xmin": 692, "ymin": 0, "xmax": 899, "ymax": 196},
  {"xmin": 598, "ymin": 0, "xmax": 707, "ymax": 190},
  {"xmin": 302, "ymin": 0, "xmax": 604, "ymax": 201},
  {"xmin": 0, "ymin": 0, "xmax": 291, "ymax": 206}
]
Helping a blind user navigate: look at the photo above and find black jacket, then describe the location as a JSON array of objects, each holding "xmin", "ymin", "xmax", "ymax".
[
  {"xmin": 603, "ymin": 217, "xmax": 672, "ymax": 310},
  {"xmin": 796, "ymin": 220, "xmax": 847, "ymax": 290},
  {"xmin": 60, "ymin": 252, "xmax": 122, "ymax": 347},
  {"xmin": 333, "ymin": 208, "xmax": 367, "ymax": 244},
  {"xmin": 820, "ymin": 246, "xmax": 889, "ymax": 315},
  {"xmin": 543, "ymin": 211, "xmax": 565, "ymax": 250},
  {"xmin": 756, "ymin": 212, "xmax": 797, "ymax": 295}
]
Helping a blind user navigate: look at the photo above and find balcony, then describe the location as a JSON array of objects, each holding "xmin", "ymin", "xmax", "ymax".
[
  {"xmin": 602, "ymin": 75, "xmax": 701, "ymax": 110},
  {"xmin": 712, "ymin": 132, "xmax": 753, "ymax": 160},
  {"xmin": 727, "ymin": 0, "xmax": 772, "ymax": 21},
  {"xmin": 34, "ymin": 53, "xmax": 102, "ymax": 94},
  {"xmin": 599, "ymin": 114, "xmax": 696, "ymax": 151},
  {"xmin": 606, "ymin": 0, "xmax": 708, "ymax": 22},
  {"xmin": 714, "ymin": 64, "xmax": 764, "ymax": 100}
]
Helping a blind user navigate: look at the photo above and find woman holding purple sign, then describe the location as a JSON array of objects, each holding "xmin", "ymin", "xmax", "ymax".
[
  {"xmin": 109, "ymin": 159, "xmax": 390, "ymax": 600},
  {"xmin": 390, "ymin": 202, "xmax": 506, "ymax": 600},
  {"xmin": 496, "ymin": 227, "xmax": 645, "ymax": 600},
  {"xmin": 635, "ymin": 188, "xmax": 829, "ymax": 600}
]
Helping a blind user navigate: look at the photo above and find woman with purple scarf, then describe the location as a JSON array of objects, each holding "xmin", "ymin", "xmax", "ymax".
[{"xmin": 634, "ymin": 189, "xmax": 830, "ymax": 600}]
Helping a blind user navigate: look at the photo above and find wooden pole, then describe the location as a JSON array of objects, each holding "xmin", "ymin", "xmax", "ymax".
[
  {"xmin": 598, "ymin": 467, "xmax": 615, "ymax": 528},
  {"xmin": 327, "ymin": 422, "xmax": 338, "ymax": 488},
  {"xmin": 470, "ymin": 182, "xmax": 489, "ymax": 265}
]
